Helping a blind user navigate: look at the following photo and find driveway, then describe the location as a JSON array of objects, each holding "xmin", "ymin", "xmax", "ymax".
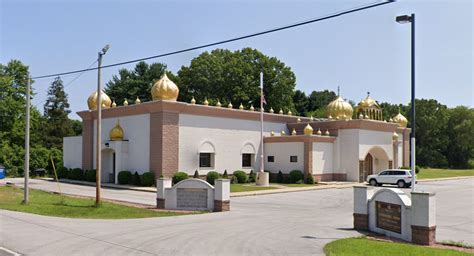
[{"xmin": 0, "ymin": 178, "xmax": 472, "ymax": 256}]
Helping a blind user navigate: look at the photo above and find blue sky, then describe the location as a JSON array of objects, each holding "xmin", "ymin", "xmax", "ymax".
[{"xmin": 2, "ymin": 0, "xmax": 472, "ymax": 120}]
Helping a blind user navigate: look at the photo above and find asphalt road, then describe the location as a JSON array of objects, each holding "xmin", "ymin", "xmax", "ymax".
[{"xmin": 0, "ymin": 178, "xmax": 472, "ymax": 256}]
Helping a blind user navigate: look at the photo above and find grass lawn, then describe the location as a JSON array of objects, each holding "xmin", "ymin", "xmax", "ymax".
[
  {"xmin": 324, "ymin": 237, "xmax": 471, "ymax": 256},
  {"xmin": 417, "ymin": 168, "xmax": 474, "ymax": 180},
  {"xmin": 0, "ymin": 186, "xmax": 194, "ymax": 219},
  {"xmin": 230, "ymin": 183, "xmax": 279, "ymax": 193}
]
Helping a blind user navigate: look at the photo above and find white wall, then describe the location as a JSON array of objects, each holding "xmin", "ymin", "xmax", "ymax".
[
  {"xmin": 358, "ymin": 129, "xmax": 393, "ymax": 160},
  {"xmin": 179, "ymin": 114, "xmax": 288, "ymax": 175},
  {"xmin": 397, "ymin": 133, "xmax": 403, "ymax": 168},
  {"xmin": 312, "ymin": 142, "xmax": 333, "ymax": 175},
  {"xmin": 337, "ymin": 129, "xmax": 360, "ymax": 181},
  {"xmin": 63, "ymin": 136, "xmax": 82, "ymax": 169},
  {"xmin": 93, "ymin": 114, "xmax": 150, "ymax": 174},
  {"xmin": 264, "ymin": 142, "xmax": 304, "ymax": 174}
]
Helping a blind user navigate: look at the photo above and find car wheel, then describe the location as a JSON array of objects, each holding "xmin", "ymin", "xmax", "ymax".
[
  {"xmin": 397, "ymin": 180, "xmax": 405, "ymax": 188},
  {"xmin": 369, "ymin": 179, "xmax": 377, "ymax": 186}
]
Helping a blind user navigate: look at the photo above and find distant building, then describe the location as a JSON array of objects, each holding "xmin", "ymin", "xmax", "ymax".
[{"xmin": 63, "ymin": 74, "xmax": 409, "ymax": 184}]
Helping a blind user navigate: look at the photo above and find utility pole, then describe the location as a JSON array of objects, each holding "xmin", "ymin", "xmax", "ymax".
[
  {"xmin": 23, "ymin": 76, "xmax": 31, "ymax": 204},
  {"xmin": 96, "ymin": 45, "xmax": 110, "ymax": 206}
]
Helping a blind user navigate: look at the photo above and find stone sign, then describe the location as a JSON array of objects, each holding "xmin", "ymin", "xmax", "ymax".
[
  {"xmin": 177, "ymin": 188, "xmax": 208, "ymax": 209},
  {"xmin": 376, "ymin": 201, "xmax": 401, "ymax": 233}
]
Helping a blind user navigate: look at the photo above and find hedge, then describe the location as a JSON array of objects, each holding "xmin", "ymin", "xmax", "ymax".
[
  {"xmin": 173, "ymin": 172, "xmax": 189, "ymax": 185},
  {"xmin": 400, "ymin": 166, "xmax": 421, "ymax": 174},
  {"xmin": 84, "ymin": 169, "xmax": 96, "ymax": 182},
  {"xmin": 289, "ymin": 170, "xmax": 304, "ymax": 184},
  {"xmin": 57, "ymin": 166, "xmax": 69, "ymax": 179},
  {"xmin": 132, "ymin": 171, "xmax": 141, "ymax": 186},
  {"xmin": 248, "ymin": 170, "xmax": 256, "ymax": 183},
  {"xmin": 141, "ymin": 171, "xmax": 155, "ymax": 186},
  {"xmin": 233, "ymin": 170, "xmax": 248, "ymax": 183},
  {"xmin": 206, "ymin": 171, "xmax": 220, "ymax": 185},
  {"xmin": 276, "ymin": 170, "xmax": 284, "ymax": 183},
  {"xmin": 68, "ymin": 168, "xmax": 84, "ymax": 180},
  {"xmin": 118, "ymin": 171, "xmax": 132, "ymax": 184},
  {"xmin": 305, "ymin": 175, "xmax": 315, "ymax": 184}
]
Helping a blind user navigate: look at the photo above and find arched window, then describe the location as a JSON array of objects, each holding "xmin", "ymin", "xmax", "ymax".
[{"xmin": 199, "ymin": 141, "xmax": 216, "ymax": 169}]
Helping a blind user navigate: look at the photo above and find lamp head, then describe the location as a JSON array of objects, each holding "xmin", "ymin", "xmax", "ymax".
[
  {"xmin": 396, "ymin": 15, "xmax": 412, "ymax": 24},
  {"xmin": 101, "ymin": 44, "xmax": 110, "ymax": 55}
]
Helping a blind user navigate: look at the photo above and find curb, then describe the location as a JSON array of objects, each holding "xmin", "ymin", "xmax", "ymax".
[{"xmin": 417, "ymin": 176, "xmax": 474, "ymax": 182}]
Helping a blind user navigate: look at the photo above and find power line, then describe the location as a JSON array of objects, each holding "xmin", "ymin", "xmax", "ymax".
[{"xmin": 32, "ymin": 0, "xmax": 395, "ymax": 80}]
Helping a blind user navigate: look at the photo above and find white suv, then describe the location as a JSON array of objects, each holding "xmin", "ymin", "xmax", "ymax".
[{"xmin": 366, "ymin": 169, "xmax": 414, "ymax": 188}]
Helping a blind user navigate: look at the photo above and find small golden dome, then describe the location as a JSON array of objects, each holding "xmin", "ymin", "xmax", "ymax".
[
  {"xmin": 250, "ymin": 105, "xmax": 255, "ymax": 111},
  {"xmin": 328, "ymin": 115, "xmax": 333, "ymax": 120},
  {"xmin": 288, "ymin": 110, "xmax": 293, "ymax": 116},
  {"xmin": 271, "ymin": 131, "xmax": 275, "ymax": 136},
  {"xmin": 325, "ymin": 129, "xmax": 330, "ymax": 136},
  {"xmin": 203, "ymin": 98, "xmax": 209, "ymax": 106},
  {"xmin": 358, "ymin": 93, "xmax": 380, "ymax": 108},
  {"xmin": 135, "ymin": 97, "xmax": 141, "ymax": 104},
  {"xmin": 304, "ymin": 124, "xmax": 313, "ymax": 135},
  {"xmin": 124, "ymin": 98, "xmax": 129, "ymax": 106},
  {"xmin": 279, "ymin": 109, "xmax": 283, "ymax": 114},
  {"xmin": 297, "ymin": 117, "xmax": 301, "ymax": 123},
  {"xmin": 239, "ymin": 103, "xmax": 244, "ymax": 110},
  {"xmin": 310, "ymin": 115, "xmax": 314, "ymax": 121},
  {"xmin": 291, "ymin": 128, "xmax": 297, "ymax": 136},
  {"xmin": 87, "ymin": 90, "xmax": 112, "ymax": 110},
  {"xmin": 270, "ymin": 108, "xmax": 274, "ymax": 113},
  {"xmin": 359, "ymin": 113, "xmax": 364, "ymax": 119},
  {"xmin": 191, "ymin": 96, "xmax": 196, "ymax": 104},
  {"xmin": 151, "ymin": 73, "xmax": 179, "ymax": 101},
  {"xmin": 216, "ymin": 100, "xmax": 222, "ymax": 107},
  {"xmin": 281, "ymin": 130, "xmax": 286, "ymax": 135},
  {"xmin": 327, "ymin": 96, "xmax": 353, "ymax": 120},
  {"xmin": 109, "ymin": 119, "xmax": 124, "ymax": 141},
  {"xmin": 392, "ymin": 131, "xmax": 399, "ymax": 140},
  {"xmin": 393, "ymin": 112, "xmax": 408, "ymax": 128},
  {"xmin": 228, "ymin": 102, "xmax": 233, "ymax": 108},
  {"xmin": 112, "ymin": 101, "xmax": 117, "ymax": 108},
  {"xmin": 316, "ymin": 128, "xmax": 322, "ymax": 136}
]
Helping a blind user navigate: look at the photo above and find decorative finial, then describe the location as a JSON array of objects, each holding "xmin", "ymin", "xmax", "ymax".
[
  {"xmin": 239, "ymin": 103, "xmax": 244, "ymax": 110},
  {"xmin": 337, "ymin": 86, "xmax": 340, "ymax": 97},
  {"xmin": 279, "ymin": 109, "xmax": 283, "ymax": 114},
  {"xmin": 191, "ymin": 96, "xmax": 196, "ymax": 104},
  {"xmin": 310, "ymin": 115, "xmax": 314, "ymax": 121},
  {"xmin": 204, "ymin": 97, "xmax": 209, "ymax": 106},
  {"xmin": 304, "ymin": 124, "xmax": 313, "ymax": 135},
  {"xmin": 367, "ymin": 91, "xmax": 370, "ymax": 97},
  {"xmin": 135, "ymin": 96, "xmax": 141, "ymax": 104},
  {"xmin": 281, "ymin": 130, "xmax": 286, "ymax": 136},
  {"xmin": 250, "ymin": 105, "xmax": 255, "ymax": 111},
  {"xmin": 325, "ymin": 129, "xmax": 330, "ymax": 136},
  {"xmin": 359, "ymin": 113, "xmax": 364, "ymax": 119},
  {"xmin": 216, "ymin": 99, "xmax": 222, "ymax": 107},
  {"xmin": 297, "ymin": 117, "xmax": 301, "ymax": 123},
  {"xmin": 291, "ymin": 128, "xmax": 297, "ymax": 136},
  {"xmin": 228, "ymin": 101, "xmax": 233, "ymax": 108},
  {"xmin": 316, "ymin": 128, "xmax": 322, "ymax": 136},
  {"xmin": 271, "ymin": 131, "xmax": 275, "ymax": 136},
  {"xmin": 328, "ymin": 115, "xmax": 333, "ymax": 120},
  {"xmin": 287, "ymin": 110, "xmax": 293, "ymax": 116},
  {"xmin": 124, "ymin": 98, "xmax": 129, "ymax": 106},
  {"xmin": 269, "ymin": 107, "xmax": 274, "ymax": 113},
  {"xmin": 392, "ymin": 131, "xmax": 399, "ymax": 140},
  {"xmin": 112, "ymin": 100, "xmax": 117, "ymax": 108}
]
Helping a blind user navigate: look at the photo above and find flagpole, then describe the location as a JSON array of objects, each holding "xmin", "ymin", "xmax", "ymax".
[{"xmin": 260, "ymin": 72, "xmax": 264, "ymax": 173}]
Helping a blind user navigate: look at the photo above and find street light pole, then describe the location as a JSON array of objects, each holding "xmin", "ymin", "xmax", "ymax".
[
  {"xmin": 396, "ymin": 14, "xmax": 416, "ymax": 191},
  {"xmin": 96, "ymin": 45, "xmax": 109, "ymax": 206},
  {"xmin": 23, "ymin": 76, "xmax": 31, "ymax": 204}
]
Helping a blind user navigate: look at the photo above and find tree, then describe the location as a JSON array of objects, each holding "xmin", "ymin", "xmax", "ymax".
[
  {"xmin": 43, "ymin": 77, "xmax": 73, "ymax": 148},
  {"xmin": 105, "ymin": 61, "xmax": 177, "ymax": 105},
  {"xmin": 177, "ymin": 48, "xmax": 296, "ymax": 112},
  {"xmin": 307, "ymin": 90, "xmax": 337, "ymax": 113},
  {"xmin": 445, "ymin": 106, "xmax": 474, "ymax": 168},
  {"xmin": 293, "ymin": 90, "xmax": 309, "ymax": 116}
]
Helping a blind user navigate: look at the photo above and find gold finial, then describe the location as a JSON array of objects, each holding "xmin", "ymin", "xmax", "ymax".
[
  {"xmin": 392, "ymin": 131, "xmax": 399, "ymax": 140},
  {"xmin": 216, "ymin": 100, "xmax": 222, "ymax": 107},
  {"xmin": 279, "ymin": 109, "xmax": 283, "ymax": 114},
  {"xmin": 365, "ymin": 114, "xmax": 370, "ymax": 119},
  {"xmin": 135, "ymin": 96, "xmax": 141, "ymax": 104},
  {"xmin": 281, "ymin": 130, "xmax": 286, "ymax": 136},
  {"xmin": 304, "ymin": 124, "xmax": 313, "ymax": 135},
  {"xmin": 310, "ymin": 115, "xmax": 314, "ymax": 121},
  {"xmin": 297, "ymin": 117, "xmax": 301, "ymax": 123},
  {"xmin": 328, "ymin": 115, "xmax": 333, "ymax": 120},
  {"xmin": 239, "ymin": 103, "xmax": 244, "ymax": 110},
  {"xmin": 288, "ymin": 110, "xmax": 293, "ymax": 116},
  {"xmin": 228, "ymin": 101, "xmax": 233, "ymax": 108},
  {"xmin": 291, "ymin": 128, "xmax": 297, "ymax": 136},
  {"xmin": 389, "ymin": 117, "xmax": 394, "ymax": 122},
  {"xmin": 191, "ymin": 96, "xmax": 196, "ymax": 104},
  {"xmin": 316, "ymin": 128, "xmax": 322, "ymax": 136},
  {"xmin": 112, "ymin": 100, "xmax": 117, "ymax": 108},
  {"xmin": 325, "ymin": 129, "xmax": 330, "ymax": 136},
  {"xmin": 392, "ymin": 112, "xmax": 408, "ymax": 127},
  {"xmin": 336, "ymin": 116, "xmax": 340, "ymax": 120},
  {"xmin": 269, "ymin": 107, "xmax": 274, "ymax": 113},
  {"xmin": 359, "ymin": 113, "xmax": 364, "ymax": 119},
  {"xmin": 203, "ymin": 98, "xmax": 209, "ymax": 106},
  {"xmin": 124, "ymin": 98, "xmax": 129, "ymax": 106},
  {"xmin": 250, "ymin": 105, "xmax": 255, "ymax": 111},
  {"xmin": 271, "ymin": 131, "xmax": 275, "ymax": 136},
  {"xmin": 151, "ymin": 73, "xmax": 179, "ymax": 101},
  {"xmin": 109, "ymin": 119, "xmax": 124, "ymax": 141}
]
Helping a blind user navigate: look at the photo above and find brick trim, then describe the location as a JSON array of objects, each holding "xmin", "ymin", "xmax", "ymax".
[
  {"xmin": 411, "ymin": 225, "xmax": 436, "ymax": 245},
  {"xmin": 81, "ymin": 119, "xmax": 94, "ymax": 170},
  {"xmin": 313, "ymin": 173, "xmax": 346, "ymax": 182},
  {"xmin": 264, "ymin": 135, "xmax": 336, "ymax": 143},
  {"xmin": 156, "ymin": 198, "xmax": 165, "ymax": 209},
  {"xmin": 214, "ymin": 200, "xmax": 230, "ymax": 212},
  {"xmin": 150, "ymin": 111, "xmax": 179, "ymax": 178},
  {"xmin": 304, "ymin": 142, "xmax": 313, "ymax": 179},
  {"xmin": 353, "ymin": 213, "xmax": 369, "ymax": 230}
]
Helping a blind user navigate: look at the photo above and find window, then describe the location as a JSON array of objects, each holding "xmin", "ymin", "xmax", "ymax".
[
  {"xmin": 267, "ymin": 156, "xmax": 275, "ymax": 162},
  {"xmin": 242, "ymin": 154, "xmax": 253, "ymax": 167},
  {"xmin": 379, "ymin": 171, "xmax": 388, "ymax": 176},
  {"xmin": 199, "ymin": 153, "xmax": 212, "ymax": 168},
  {"xmin": 290, "ymin": 156, "xmax": 298, "ymax": 162}
]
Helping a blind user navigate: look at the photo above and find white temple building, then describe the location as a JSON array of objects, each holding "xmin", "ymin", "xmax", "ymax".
[{"xmin": 63, "ymin": 74, "xmax": 410, "ymax": 184}]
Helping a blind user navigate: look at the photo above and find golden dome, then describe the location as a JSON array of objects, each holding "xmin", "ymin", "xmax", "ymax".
[
  {"xmin": 327, "ymin": 96, "xmax": 353, "ymax": 120},
  {"xmin": 239, "ymin": 103, "xmax": 244, "ymax": 110},
  {"xmin": 124, "ymin": 98, "xmax": 129, "ymax": 106},
  {"xmin": 393, "ymin": 112, "xmax": 408, "ymax": 128},
  {"xmin": 112, "ymin": 101, "xmax": 117, "ymax": 108},
  {"xmin": 191, "ymin": 96, "xmax": 196, "ymax": 104},
  {"xmin": 270, "ymin": 108, "xmax": 274, "ymax": 113},
  {"xmin": 358, "ymin": 93, "xmax": 380, "ymax": 108},
  {"xmin": 316, "ymin": 128, "xmax": 322, "ymax": 136},
  {"xmin": 135, "ymin": 97, "xmax": 141, "ymax": 104},
  {"xmin": 291, "ymin": 128, "xmax": 297, "ymax": 135},
  {"xmin": 228, "ymin": 102, "xmax": 233, "ymax": 108},
  {"xmin": 304, "ymin": 124, "xmax": 313, "ymax": 135},
  {"xmin": 151, "ymin": 73, "xmax": 179, "ymax": 101},
  {"xmin": 392, "ymin": 132, "xmax": 399, "ymax": 140},
  {"xmin": 87, "ymin": 90, "xmax": 112, "ymax": 110},
  {"xmin": 109, "ymin": 119, "xmax": 124, "ymax": 141}
]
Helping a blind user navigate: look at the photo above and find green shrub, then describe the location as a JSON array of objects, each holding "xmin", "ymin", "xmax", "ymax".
[
  {"xmin": 289, "ymin": 170, "xmax": 304, "ymax": 184},
  {"xmin": 233, "ymin": 170, "xmax": 248, "ymax": 183},
  {"xmin": 206, "ymin": 171, "xmax": 220, "ymax": 185},
  {"xmin": 118, "ymin": 171, "xmax": 132, "ymax": 184},
  {"xmin": 68, "ymin": 168, "xmax": 84, "ymax": 180},
  {"xmin": 222, "ymin": 170, "xmax": 228, "ymax": 179},
  {"xmin": 132, "ymin": 171, "xmax": 141, "ymax": 186},
  {"xmin": 193, "ymin": 170, "xmax": 200, "ymax": 178},
  {"xmin": 305, "ymin": 175, "xmax": 315, "ymax": 184},
  {"xmin": 400, "ymin": 166, "xmax": 421, "ymax": 174},
  {"xmin": 84, "ymin": 169, "xmax": 96, "ymax": 182},
  {"xmin": 57, "ymin": 166, "xmax": 69, "ymax": 179},
  {"xmin": 141, "ymin": 171, "xmax": 155, "ymax": 186},
  {"xmin": 173, "ymin": 171, "xmax": 189, "ymax": 185},
  {"xmin": 277, "ymin": 170, "xmax": 284, "ymax": 183},
  {"xmin": 231, "ymin": 175, "xmax": 238, "ymax": 184},
  {"xmin": 249, "ymin": 170, "xmax": 256, "ymax": 183}
]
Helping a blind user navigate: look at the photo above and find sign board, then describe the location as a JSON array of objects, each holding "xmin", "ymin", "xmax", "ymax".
[
  {"xmin": 376, "ymin": 201, "xmax": 401, "ymax": 233},
  {"xmin": 177, "ymin": 188, "xmax": 208, "ymax": 209}
]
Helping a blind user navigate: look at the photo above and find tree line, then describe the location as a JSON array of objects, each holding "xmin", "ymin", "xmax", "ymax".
[{"xmin": 1, "ymin": 48, "xmax": 472, "ymax": 177}]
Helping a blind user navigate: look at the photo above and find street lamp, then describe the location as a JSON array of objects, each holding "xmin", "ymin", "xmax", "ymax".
[
  {"xmin": 396, "ymin": 14, "xmax": 416, "ymax": 191},
  {"xmin": 96, "ymin": 44, "xmax": 110, "ymax": 206}
]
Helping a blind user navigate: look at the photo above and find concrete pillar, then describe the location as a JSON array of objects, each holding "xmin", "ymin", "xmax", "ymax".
[
  {"xmin": 214, "ymin": 179, "xmax": 230, "ymax": 212},
  {"xmin": 353, "ymin": 185, "xmax": 374, "ymax": 230},
  {"xmin": 256, "ymin": 172, "xmax": 269, "ymax": 186},
  {"xmin": 411, "ymin": 191, "xmax": 436, "ymax": 245},
  {"xmin": 156, "ymin": 178, "xmax": 172, "ymax": 209}
]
